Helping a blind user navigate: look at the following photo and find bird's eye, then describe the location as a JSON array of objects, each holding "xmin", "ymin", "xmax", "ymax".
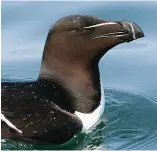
[{"xmin": 75, "ymin": 27, "xmax": 85, "ymax": 34}]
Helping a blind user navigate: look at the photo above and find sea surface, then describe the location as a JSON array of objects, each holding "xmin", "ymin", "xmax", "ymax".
[{"xmin": 1, "ymin": 1, "xmax": 157, "ymax": 150}]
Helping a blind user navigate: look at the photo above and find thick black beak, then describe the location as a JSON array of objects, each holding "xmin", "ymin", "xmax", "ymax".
[
  {"xmin": 118, "ymin": 21, "xmax": 145, "ymax": 42},
  {"xmin": 88, "ymin": 20, "xmax": 144, "ymax": 43}
]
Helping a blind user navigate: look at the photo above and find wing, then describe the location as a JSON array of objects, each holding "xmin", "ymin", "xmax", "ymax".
[{"xmin": 1, "ymin": 84, "xmax": 83, "ymax": 144}]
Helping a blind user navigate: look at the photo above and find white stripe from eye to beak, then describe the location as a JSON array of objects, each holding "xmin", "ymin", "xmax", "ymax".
[
  {"xmin": 127, "ymin": 22, "xmax": 136, "ymax": 39},
  {"xmin": 84, "ymin": 22, "xmax": 117, "ymax": 29},
  {"xmin": 1, "ymin": 113, "xmax": 22, "ymax": 134}
]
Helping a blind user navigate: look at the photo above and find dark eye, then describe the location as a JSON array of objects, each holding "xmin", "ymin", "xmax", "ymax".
[{"xmin": 75, "ymin": 27, "xmax": 85, "ymax": 34}]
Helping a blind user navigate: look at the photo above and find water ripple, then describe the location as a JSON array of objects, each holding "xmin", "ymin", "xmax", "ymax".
[{"xmin": 1, "ymin": 88, "xmax": 157, "ymax": 150}]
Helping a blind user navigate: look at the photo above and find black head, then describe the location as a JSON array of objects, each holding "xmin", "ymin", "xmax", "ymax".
[
  {"xmin": 42, "ymin": 15, "xmax": 144, "ymax": 66},
  {"xmin": 39, "ymin": 15, "xmax": 144, "ymax": 113}
]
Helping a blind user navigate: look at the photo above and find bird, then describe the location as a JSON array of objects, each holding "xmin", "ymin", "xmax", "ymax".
[{"xmin": 1, "ymin": 15, "xmax": 144, "ymax": 145}]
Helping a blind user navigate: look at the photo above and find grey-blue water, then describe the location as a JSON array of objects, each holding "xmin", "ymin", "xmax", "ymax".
[{"xmin": 1, "ymin": 1, "xmax": 157, "ymax": 150}]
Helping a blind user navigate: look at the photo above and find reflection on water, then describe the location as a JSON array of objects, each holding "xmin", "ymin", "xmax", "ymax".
[{"xmin": 1, "ymin": 88, "xmax": 157, "ymax": 150}]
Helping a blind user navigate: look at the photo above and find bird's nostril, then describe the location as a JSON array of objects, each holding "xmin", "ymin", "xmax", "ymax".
[{"xmin": 117, "ymin": 22, "xmax": 128, "ymax": 32}]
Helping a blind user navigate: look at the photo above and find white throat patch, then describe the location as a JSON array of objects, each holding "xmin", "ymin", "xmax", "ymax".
[{"xmin": 75, "ymin": 83, "xmax": 105, "ymax": 131}]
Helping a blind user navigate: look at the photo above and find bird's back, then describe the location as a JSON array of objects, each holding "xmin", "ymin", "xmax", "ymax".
[{"xmin": 1, "ymin": 81, "xmax": 83, "ymax": 144}]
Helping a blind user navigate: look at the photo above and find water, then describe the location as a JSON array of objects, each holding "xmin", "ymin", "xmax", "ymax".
[
  {"xmin": 1, "ymin": 1, "xmax": 157, "ymax": 150},
  {"xmin": 1, "ymin": 57, "xmax": 157, "ymax": 150}
]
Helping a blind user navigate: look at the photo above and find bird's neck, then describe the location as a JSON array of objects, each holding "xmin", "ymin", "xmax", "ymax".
[{"xmin": 38, "ymin": 61, "xmax": 101, "ymax": 113}]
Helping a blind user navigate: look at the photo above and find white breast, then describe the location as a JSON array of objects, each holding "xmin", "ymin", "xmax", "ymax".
[{"xmin": 75, "ymin": 83, "xmax": 105, "ymax": 131}]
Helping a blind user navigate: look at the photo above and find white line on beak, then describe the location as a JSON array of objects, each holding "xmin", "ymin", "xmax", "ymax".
[
  {"xmin": 127, "ymin": 21, "xmax": 136, "ymax": 39},
  {"xmin": 84, "ymin": 22, "xmax": 117, "ymax": 29}
]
